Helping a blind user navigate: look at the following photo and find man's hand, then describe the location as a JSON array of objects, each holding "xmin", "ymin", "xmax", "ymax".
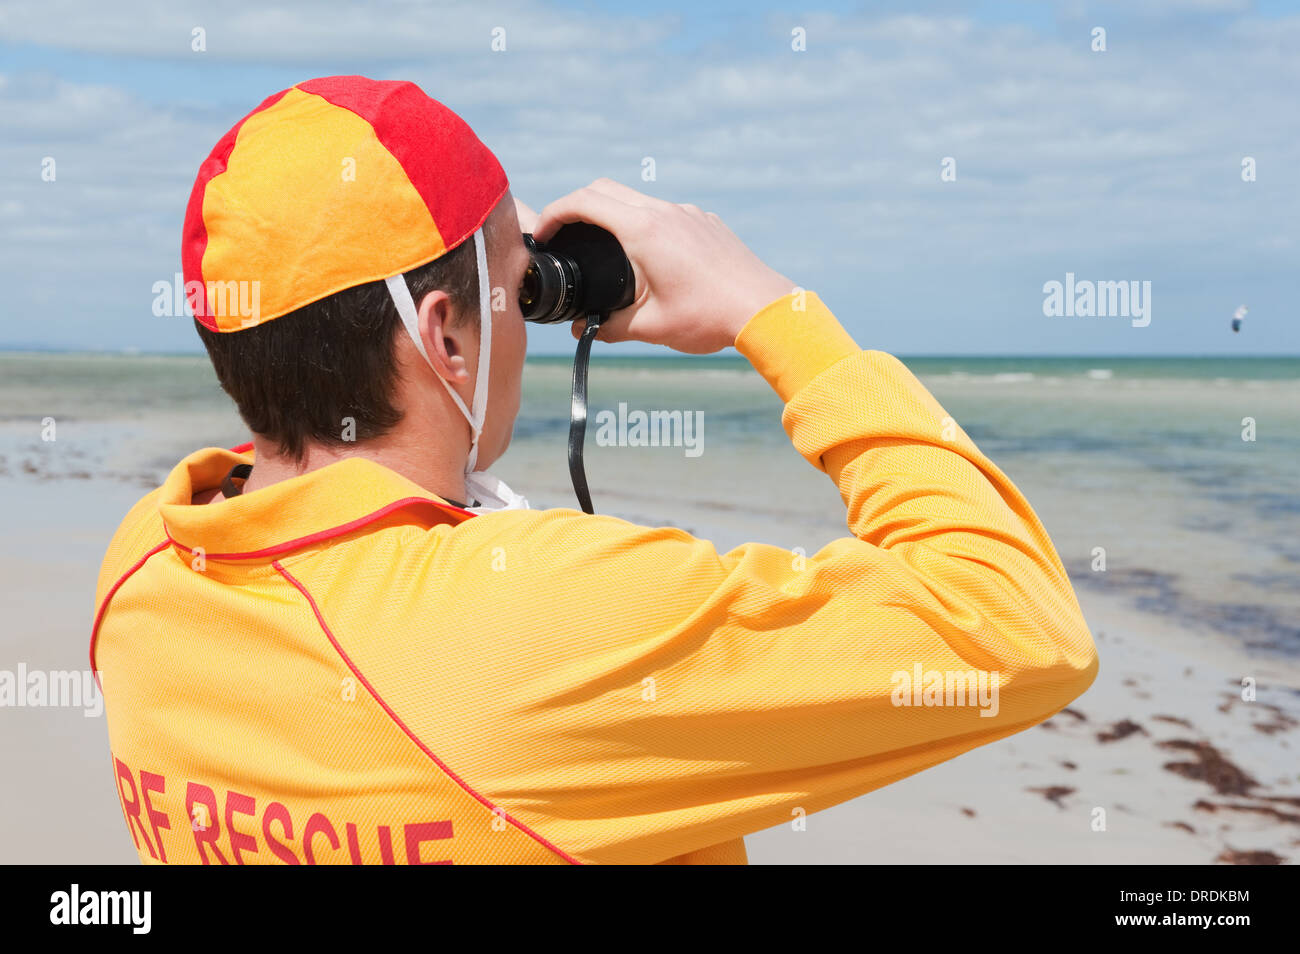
[
  {"xmin": 514, "ymin": 195, "xmax": 540, "ymax": 234},
  {"xmin": 533, "ymin": 178, "xmax": 795, "ymax": 354}
]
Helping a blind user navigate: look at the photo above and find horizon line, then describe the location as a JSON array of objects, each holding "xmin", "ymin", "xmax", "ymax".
[{"xmin": 1, "ymin": 347, "xmax": 1297, "ymax": 361}]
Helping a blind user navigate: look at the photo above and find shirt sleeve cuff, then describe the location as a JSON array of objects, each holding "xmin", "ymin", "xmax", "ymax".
[{"xmin": 733, "ymin": 291, "xmax": 861, "ymax": 404}]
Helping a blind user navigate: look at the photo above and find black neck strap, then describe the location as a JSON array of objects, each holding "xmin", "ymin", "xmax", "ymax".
[
  {"xmin": 220, "ymin": 463, "xmax": 253, "ymax": 498},
  {"xmin": 567, "ymin": 313, "xmax": 603, "ymax": 515}
]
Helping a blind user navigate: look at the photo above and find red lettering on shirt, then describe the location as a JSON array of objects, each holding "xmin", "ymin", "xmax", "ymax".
[
  {"xmin": 185, "ymin": 781, "xmax": 229, "ymax": 865},
  {"xmin": 114, "ymin": 756, "xmax": 156, "ymax": 860}
]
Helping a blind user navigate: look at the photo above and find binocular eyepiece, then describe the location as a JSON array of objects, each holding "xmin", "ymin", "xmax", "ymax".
[{"xmin": 520, "ymin": 223, "xmax": 635, "ymax": 324}]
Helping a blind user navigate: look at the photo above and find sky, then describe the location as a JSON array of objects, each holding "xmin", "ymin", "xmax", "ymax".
[{"xmin": 0, "ymin": 0, "xmax": 1296, "ymax": 356}]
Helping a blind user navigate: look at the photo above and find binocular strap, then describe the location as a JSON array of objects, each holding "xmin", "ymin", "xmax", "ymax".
[{"xmin": 567, "ymin": 313, "xmax": 604, "ymax": 514}]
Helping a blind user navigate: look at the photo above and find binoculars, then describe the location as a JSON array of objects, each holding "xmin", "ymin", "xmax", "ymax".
[
  {"xmin": 516, "ymin": 222, "xmax": 635, "ymax": 515},
  {"xmin": 519, "ymin": 223, "xmax": 635, "ymax": 323}
]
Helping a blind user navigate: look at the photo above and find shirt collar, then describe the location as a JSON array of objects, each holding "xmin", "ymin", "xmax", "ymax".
[{"xmin": 158, "ymin": 447, "xmax": 473, "ymax": 562}]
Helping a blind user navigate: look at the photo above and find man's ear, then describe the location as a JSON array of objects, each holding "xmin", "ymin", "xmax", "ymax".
[{"xmin": 416, "ymin": 289, "xmax": 471, "ymax": 385}]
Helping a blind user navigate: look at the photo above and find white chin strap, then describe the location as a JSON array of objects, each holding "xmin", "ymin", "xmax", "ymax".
[{"xmin": 385, "ymin": 227, "xmax": 492, "ymax": 474}]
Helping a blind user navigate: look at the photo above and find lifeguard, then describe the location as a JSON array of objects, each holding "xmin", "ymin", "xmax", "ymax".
[{"xmin": 93, "ymin": 74, "xmax": 1098, "ymax": 865}]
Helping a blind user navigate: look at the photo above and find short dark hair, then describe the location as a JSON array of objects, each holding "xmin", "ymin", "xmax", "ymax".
[{"xmin": 196, "ymin": 235, "xmax": 482, "ymax": 462}]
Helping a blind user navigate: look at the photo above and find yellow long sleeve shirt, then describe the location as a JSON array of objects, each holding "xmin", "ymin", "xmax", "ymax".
[{"xmin": 92, "ymin": 291, "xmax": 1098, "ymax": 864}]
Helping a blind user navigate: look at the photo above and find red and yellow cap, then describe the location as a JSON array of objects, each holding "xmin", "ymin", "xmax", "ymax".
[{"xmin": 182, "ymin": 75, "xmax": 508, "ymax": 332}]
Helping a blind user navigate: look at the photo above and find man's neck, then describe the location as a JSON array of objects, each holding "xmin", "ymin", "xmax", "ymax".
[{"xmin": 239, "ymin": 432, "xmax": 471, "ymax": 505}]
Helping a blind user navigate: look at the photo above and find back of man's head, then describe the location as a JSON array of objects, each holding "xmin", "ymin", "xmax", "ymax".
[{"xmin": 182, "ymin": 76, "xmax": 507, "ymax": 461}]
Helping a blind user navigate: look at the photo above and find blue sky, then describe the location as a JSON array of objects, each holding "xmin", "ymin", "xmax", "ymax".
[{"xmin": 1, "ymin": 0, "xmax": 1296, "ymax": 355}]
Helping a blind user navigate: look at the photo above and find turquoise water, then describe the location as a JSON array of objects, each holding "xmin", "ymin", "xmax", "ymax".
[
  {"xmin": 2, "ymin": 351, "xmax": 1297, "ymax": 655},
  {"xmin": 532, "ymin": 353, "xmax": 1300, "ymax": 380},
  {"xmin": 1, "ymin": 353, "xmax": 1295, "ymax": 418}
]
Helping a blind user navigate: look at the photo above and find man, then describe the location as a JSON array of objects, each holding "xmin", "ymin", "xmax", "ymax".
[{"xmin": 94, "ymin": 75, "xmax": 1098, "ymax": 865}]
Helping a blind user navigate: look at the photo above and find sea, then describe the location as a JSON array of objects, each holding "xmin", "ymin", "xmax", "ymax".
[{"xmin": 1, "ymin": 351, "xmax": 1297, "ymax": 656}]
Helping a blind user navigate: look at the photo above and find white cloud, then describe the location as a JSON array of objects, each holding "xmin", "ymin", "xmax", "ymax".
[
  {"xmin": 0, "ymin": 2, "xmax": 1296, "ymax": 352},
  {"xmin": 0, "ymin": 0, "xmax": 675, "ymax": 59}
]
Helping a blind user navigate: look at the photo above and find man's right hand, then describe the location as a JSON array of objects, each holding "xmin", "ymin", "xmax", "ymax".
[{"xmin": 532, "ymin": 178, "xmax": 795, "ymax": 354}]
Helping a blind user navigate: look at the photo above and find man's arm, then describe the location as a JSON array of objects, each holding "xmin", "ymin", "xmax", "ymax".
[
  {"xmin": 342, "ymin": 183, "xmax": 1097, "ymax": 862},
  {"xmin": 356, "ymin": 288, "xmax": 1097, "ymax": 864}
]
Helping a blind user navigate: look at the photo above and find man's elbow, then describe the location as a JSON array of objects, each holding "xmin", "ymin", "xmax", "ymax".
[
  {"xmin": 1055, "ymin": 633, "xmax": 1100, "ymax": 706},
  {"xmin": 1018, "ymin": 614, "xmax": 1100, "ymax": 721}
]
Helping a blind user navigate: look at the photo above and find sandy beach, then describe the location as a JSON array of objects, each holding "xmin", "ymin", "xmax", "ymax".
[{"xmin": 4, "ymin": 481, "xmax": 1298, "ymax": 864}]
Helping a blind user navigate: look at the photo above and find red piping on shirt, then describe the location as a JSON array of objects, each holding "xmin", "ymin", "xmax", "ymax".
[
  {"xmin": 93, "ymin": 497, "xmax": 471, "ymax": 685},
  {"xmin": 272, "ymin": 559, "xmax": 584, "ymax": 865},
  {"xmin": 96, "ymin": 489, "xmax": 473, "ymax": 683},
  {"xmin": 164, "ymin": 496, "xmax": 474, "ymax": 561},
  {"xmin": 88, "ymin": 540, "xmax": 171, "ymax": 688}
]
